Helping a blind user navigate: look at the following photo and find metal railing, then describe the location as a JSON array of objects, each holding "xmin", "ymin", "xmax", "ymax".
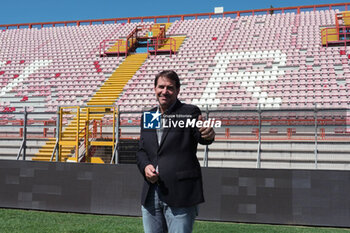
[
  {"xmin": 147, "ymin": 38, "xmax": 176, "ymax": 56},
  {"xmin": 56, "ymin": 105, "xmax": 117, "ymax": 162},
  {"xmin": 0, "ymin": 3, "xmax": 348, "ymax": 30},
  {"xmin": 0, "ymin": 108, "xmax": 57, "ymax": 160},
  {"xmin": 100, "ymin": 24, "xmax": 166, "ymax": 57},
  {"xmin": 114, "ymin": 106, "xmax": 350, "ymax": 168},
  {"xmin": 2, "ymin": 106, "xmax": 350, "ymax": 168},
  {"xmin": 321, "ymin": 26, "xmax": 350, "ymax": 47}
]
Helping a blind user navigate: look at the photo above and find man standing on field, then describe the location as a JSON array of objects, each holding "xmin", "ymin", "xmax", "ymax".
[{"xmin": 136, "ymin": 70, "xmax": 215, "ymax": 233}]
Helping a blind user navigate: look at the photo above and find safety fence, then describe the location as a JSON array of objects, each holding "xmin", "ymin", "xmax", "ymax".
[
  {"xmin": 1, "ymin": 106, "xmax": 349, "ymax": 167},
  {"xmin": 0, "ymin": 3, "xmax": 349, "ymax": 30}
]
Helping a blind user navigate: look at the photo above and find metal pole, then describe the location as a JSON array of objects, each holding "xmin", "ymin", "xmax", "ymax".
[
  {"xmin": 203, "ymin": 104, "xmax": 209, "ymax": 167},
  {"xmin": 16, "ymin": 143, "xmax": 24, "ymax": 160},
  {"xmin": 76, "ymin": 106, "xmax": 80, "ymax": 162},
  {"xmin": 256, "ymin": 104, "xmax": 262, "ymax": 168},
  {"xmin": 85, "ymin": 108, "xmax": 90, "ymax": 162},
  {"xmin": 314, "ymin": 105, "xmax": 318, "ymax": 169},
  {"xmin": 58, "ymin": 106, "xmax": 63, "ymax": 162},
  {"xmin": 112, "ymin": 107, "xmax": 116, "ymax": 153},
  {"xmin": 114, "ymin": 106, "xmax": 120, "ymax": 164},
  {"xmin": 55, "ymin": 107, "xmax": 60, "ymax": 162},
  {"xmin": 23, "ymin": 107, "xmax": 27, "ymax": 160}
]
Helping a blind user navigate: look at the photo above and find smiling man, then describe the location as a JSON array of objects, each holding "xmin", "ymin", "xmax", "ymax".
[
  {"xmin": 136, "ymin": 70, "xmax": 215, "ymax": 233},
  {"xmin": 155, "ymin": 72, "xmax": 180, "ymax": 114}
]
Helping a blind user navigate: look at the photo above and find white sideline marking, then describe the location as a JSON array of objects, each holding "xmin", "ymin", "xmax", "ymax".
[
  {"xmin": 192, "ymin": 50, "xmax": 286, "ymax": 108},
  {"xmin": 0, "ymin": 60, "xmax": 52, "ymax": 97}
]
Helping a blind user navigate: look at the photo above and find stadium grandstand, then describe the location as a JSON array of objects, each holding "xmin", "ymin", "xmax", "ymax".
[{"xmin": 1, "ymin": 2, "xmax": 350, "ymax": 170}]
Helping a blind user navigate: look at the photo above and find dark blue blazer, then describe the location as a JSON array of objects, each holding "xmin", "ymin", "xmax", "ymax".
[{"xmin": 136, "ymin": 99, "xmax": 213, "ymax": 207}]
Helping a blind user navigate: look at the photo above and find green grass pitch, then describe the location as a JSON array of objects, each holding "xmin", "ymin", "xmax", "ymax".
[{"xmin": 1, "ymin": 208, "xmax": 350, "ymax": 233}]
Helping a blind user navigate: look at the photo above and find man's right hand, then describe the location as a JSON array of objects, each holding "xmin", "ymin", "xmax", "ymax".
[{"xmin": 144, "ymin": 164, "xmax": 159, "ymax": 184}]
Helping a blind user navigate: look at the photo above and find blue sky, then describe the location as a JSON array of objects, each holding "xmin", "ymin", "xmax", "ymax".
[{"xmin": 0, "ymin": 0, "xmax": 347, "ymax": 25}]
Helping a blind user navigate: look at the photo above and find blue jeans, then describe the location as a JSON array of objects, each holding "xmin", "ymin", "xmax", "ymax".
[{"xmin": 141, "ymin": 185, "xmax": 197, "ymax": 233}]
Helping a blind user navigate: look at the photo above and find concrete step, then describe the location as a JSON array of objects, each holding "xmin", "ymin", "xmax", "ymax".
[
  {"xmin": 38, "ymin": 148, "xmax": 71, "ymax": 153},
  {"xmin": 35, "ymin": 152, "xmax": 71, "ymax": 157}
]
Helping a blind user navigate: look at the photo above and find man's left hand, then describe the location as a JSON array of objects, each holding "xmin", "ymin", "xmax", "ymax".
[{"xmin": 198, "ymin": 115, "xmax": 215, "ymax": 141}]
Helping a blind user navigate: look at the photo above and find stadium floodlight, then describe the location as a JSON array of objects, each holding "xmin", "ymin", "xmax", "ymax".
[{"xmin": 214, "ymin": 7, "xmax": 224, "ymax": 14}]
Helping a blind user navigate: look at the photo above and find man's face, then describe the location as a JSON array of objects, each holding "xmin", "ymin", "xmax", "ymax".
[{"xmin": 154, "ymin": 76, "xmax": 179, "ymax": 112}]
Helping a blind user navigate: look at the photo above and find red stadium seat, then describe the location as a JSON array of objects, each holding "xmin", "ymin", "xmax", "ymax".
[{"xmin": 20, "ymin": 96, "xmax": 28, "ymax": 102}]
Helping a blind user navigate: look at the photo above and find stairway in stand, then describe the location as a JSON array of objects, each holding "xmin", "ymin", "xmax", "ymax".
[
  {"xmin": 88, "ymin": 54, "xmax": 148, "ymax": 105},
  {"xmin": 158, "ymin": 36, "xmax": 186, "ymax": 52},
  {"xmin": 33, "ymin": 53, "xmax": 148, "ymax": 162}
]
